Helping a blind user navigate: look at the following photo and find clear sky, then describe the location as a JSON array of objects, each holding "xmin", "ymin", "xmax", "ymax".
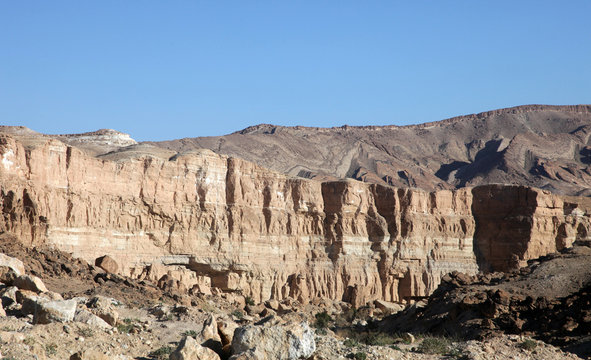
[{"xmin": 1, "ymin": 1, "xmax": 590, "ymax": 141}]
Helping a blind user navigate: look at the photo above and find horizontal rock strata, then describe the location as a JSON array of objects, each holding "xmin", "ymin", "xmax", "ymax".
[{"xmin": 0, "ymin": 134, "xmax": 589, "ymax": 306}]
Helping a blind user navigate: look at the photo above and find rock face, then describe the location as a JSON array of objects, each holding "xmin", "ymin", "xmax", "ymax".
[{"xmin": 0, "ymin": 132, "xmax": 589, "ymax": 307}]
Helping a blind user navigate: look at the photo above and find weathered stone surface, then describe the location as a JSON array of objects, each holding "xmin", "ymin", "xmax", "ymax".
[
  {"xmin": 228, "ymin": 348, "xmax": 265, "ymax": 360},
  {"xmin": 0, "ymin": 285, "xmax": 18, "ymax": 308},
  {"xmin": 169, "ymin": 336, "xmax": 220, "ymax": 360},
  {"xmin": 218, "ymin": 320, "xmax": 239, "ymax": 348},
  {"xmin": 14, "ymin": 274, "xmax": 48, "ymax": 293},
  {"xmin": 95, "ymin": 255, "xmax": 119, "ymax": 273},
  {"xmin": 374, "ymin": 299, "xmax": 404, "ymax": 314},
  {"xmin": 0, "ymin": 253, "xmax": 25, "ymax": 275},
  {"xmin": 70, "ymin": 349, "xmax": 111, "ymax": 360},
  {"xmin": 74, "ymin": 308, "xmax": 111, "ymax": 329},
  {"xmin": 16, "ymin": 289, "xmax": 47, "ymax": 315},
  {"xmin": 231, "ymin": 321, "xmax": 315, "ymax": 360},
  {"xmin": 0, "ymin": 253, "xmax": 25, "ymax": 284},
  {"xmin": 200, "ymin": 314, "xmax": 221, "ymax": 343},
  {"xmin": 34, "ymin": 298, "xmax": 77, "ymax": 324},
  {"xmin": 86, "ymin": 295, "xmax": 119, "ymax": 326},
  {"xmin": 0, "ymin": 133, "xmax": 589, "ymax": 307}
]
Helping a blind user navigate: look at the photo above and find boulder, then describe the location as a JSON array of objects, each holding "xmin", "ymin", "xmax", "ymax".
[
  {"xmin": 0, "ymin": 286, "xmax": 18, "ymax": 308},
  {"xmin": 16, "ymin": 289, "xmax": 47, "ymax": 315},
  {"xmin": 228, "ymin": 348, "xmax": 265, "ymax": 360},
  {"xmin": 264, "ymin": 299, "xmax": 279, "ymax": 311},
  {"xmin": 190, "ymin": 283, "xmax": 212, "ymax": 296},
  {"xmin": 200, "ymin": 314, "xmax": 222, "ymax": 354},
  {"xmin": 231, "ymin": 321, "xmax": 315, "ymax": 360},
  {"xmin": 14, "ymin": 275, "xmax": 48, "ymax": 293},
  {"xmin": 245, "ymin": 304, "xmax": 265, "ymax": 316},
  {"xmin": 74, "ymin": 308, "xmax": 111, "ymax": 329},
  {"xmin": 87, "ymin": 295, "xmax": 119, "ymax": 326},
  {"xmin": 95, "ymin": 255, "xmax": 119, "ymax": 274},
  {"xmin": 218, "ymin": 320, "xmax": 239, "ymax": 347},
  {"xmin": 169, "ymin": 336, "xmax": 220, "ymax": 360},
  {"xmin": 149, "ymin": 304, "xmax": 172, "ymax": 320},
  {"xmin": 201, "ymin": 314, "xmax": 221, "ymax": 343},
  {"xmin": 34, "ymin": 299, "xmax": 77, "ymax": 324},
  {"xmin": 218, "ymin": 319, "xmax": 239, "ymax": 356},
  {"xmin": 374, "ymin": 299, "xmax": 404, "ymax": 314},
  {"xmin": 0, "ymin": 253, "xmax": 25, "ymax": 277}
]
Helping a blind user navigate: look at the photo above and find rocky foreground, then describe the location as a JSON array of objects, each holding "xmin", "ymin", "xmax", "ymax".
[{"xmin": 0, "ymin": 236, "xmax": 586, "ymax": 359}]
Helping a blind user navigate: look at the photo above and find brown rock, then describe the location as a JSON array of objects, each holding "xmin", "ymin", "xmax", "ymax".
[
  {"xmin": 95, "ymin": 255, "xmax": 119, "ymax": 273},
  {"xmin": 14, "ymin": 274, "xmax": 48, "ymax": 293}
]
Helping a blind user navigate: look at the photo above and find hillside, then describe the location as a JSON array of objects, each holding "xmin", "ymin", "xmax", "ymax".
[{"xmin": 150, "ymin": 105, "xmax": 591, "ymax": 196}]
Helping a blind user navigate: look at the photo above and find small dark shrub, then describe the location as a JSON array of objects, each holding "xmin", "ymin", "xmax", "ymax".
[
  {"xmin": 315, "ymin": 311, "xmax": 333, "ymax": 329},
  {"xmin": 353, "ymin": 352, "xmax": 367, "ymax": 360},
  {"xmin": 231, "ymin": 309, "xmax": 244, "ymax": 319},
  {"xmin": 416, "ymin": 337, "xmax": 450, "ymax": 354},
  {"xmin": 149, "ymin": 346, "xmax": 173, "ymax": 359},
  {"xmin": 343, "ymin": 338, "xmax": 359, "ymax": 347},
  {"xmin": 182, "ymin": 330, "xmax": 198, "ymax": 338},
  {"xmin": 519, "ymin": 339, "xmax": 537, "ymax": 351}
]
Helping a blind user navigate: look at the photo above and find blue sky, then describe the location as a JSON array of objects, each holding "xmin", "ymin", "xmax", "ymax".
[{"xmin": 1, "ymin": 1, "xmax": 590, "ymax": 141}]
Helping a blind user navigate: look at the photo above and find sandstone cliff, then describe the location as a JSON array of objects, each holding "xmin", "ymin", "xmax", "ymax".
[{"xmin": 0, "ymin": 133, "xmax": 589, "ymax": 307}]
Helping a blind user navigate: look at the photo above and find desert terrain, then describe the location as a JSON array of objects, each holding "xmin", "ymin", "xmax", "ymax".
[{"xmin": 0, "ymin": 105, "xmax": 590, "ymax": 359}]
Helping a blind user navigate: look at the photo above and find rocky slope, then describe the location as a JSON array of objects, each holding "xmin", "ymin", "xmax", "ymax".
[
  {"xmin": 151, "ymin": 105, "xmax": 591, "ymax": 196},
  {"xmin": 0, "ymin": 238, "xmax": 582, "ymax": 359},
  {"xmin": 380, "ymin": 243, "xmax": 591, "ymax": 358},
  {"xmin": 0, "ymin": 129, "xmax": 590, "ymax": 309}
]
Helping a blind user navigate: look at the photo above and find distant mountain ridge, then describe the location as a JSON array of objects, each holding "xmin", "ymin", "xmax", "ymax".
[
  {"xmin": 3, "ymin": 104, "xmax": 591, "ymax": 195},
  {"xmin": 149, "ymin": 104, "xmax": 591, "ymax": 196}
]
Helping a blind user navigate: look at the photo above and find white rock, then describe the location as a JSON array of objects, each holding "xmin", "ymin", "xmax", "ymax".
[
  {"xmin": 34, "ymin": 299, "xmax": 77, "ymax": 324},
  {"xmin": 0, "ymin": 253, "xmax": 25, "ymax": 276},
  {"xmin": 74, "ymin": 308, "xmax": 112, "ymax": 329},
  {"xmin": 231, "ymin": 321, "xmax": 315, "ymax": 360}
]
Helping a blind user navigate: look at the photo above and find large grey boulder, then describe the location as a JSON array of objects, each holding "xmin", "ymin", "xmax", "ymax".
[
  {"xmin": 34, "ymin": 299, "xmax": 77, "ymax": 324},
  {"xmin": 231, "ymin": 320, "xmax": 315, "ymax": 360},
  {"xmin": 74, "ymin": 308, "xmax": 111, "ymax": 329}
]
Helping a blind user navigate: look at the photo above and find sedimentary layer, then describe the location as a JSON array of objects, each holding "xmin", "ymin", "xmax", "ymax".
[{"xmin": 0, "ymin": 134, "xmax": 589, "ymax": 306}]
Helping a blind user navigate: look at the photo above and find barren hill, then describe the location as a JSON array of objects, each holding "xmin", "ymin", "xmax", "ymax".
[{"xmin": 150, "ymin": 105, "xmax": 591, "ymax": 196}]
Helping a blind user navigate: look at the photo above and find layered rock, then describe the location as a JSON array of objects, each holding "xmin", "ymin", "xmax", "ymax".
[{"xmin": 0, "ymin": 133, "xmax": 589, "ymax": 306}]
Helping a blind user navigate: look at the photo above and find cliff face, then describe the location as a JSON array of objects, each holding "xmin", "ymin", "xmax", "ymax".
[{"xmin": 0, "ymin": 134, "xmax": 589, "ymax": 306}]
